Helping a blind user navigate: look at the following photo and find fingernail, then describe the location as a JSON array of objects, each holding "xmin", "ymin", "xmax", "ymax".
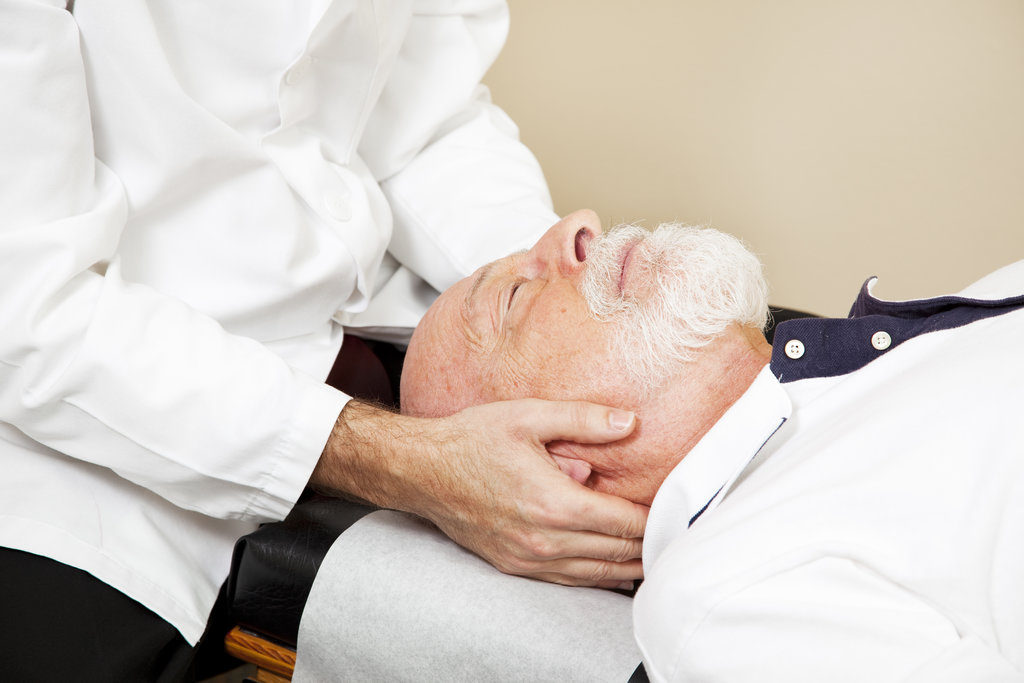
[
  {"xmin": 616, "ymin": 580, "xmax": 635, "ymax": 591},
  {"xmin": 608, "ymin": 410, "xmax": 634, "ymax": 431}
]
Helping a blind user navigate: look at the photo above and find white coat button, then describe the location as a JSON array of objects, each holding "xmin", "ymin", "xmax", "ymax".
[
  {"xmin": 871, "ymin": 330, "xmax": 892, "ymax": 350},
  {"xmin": 325, "ymin": 164, "xmax": 353, "ymax": 221},
  {"xmin": 286, "ymin": 56, "xmax": 313, "ymax": 85},
  {"xmin": 784, "ymin": 339, "xmax": 805, "ymax": 359},
  {"xmin": 325, "ymin": 187, "xmax": 352, "ymax": 221}
]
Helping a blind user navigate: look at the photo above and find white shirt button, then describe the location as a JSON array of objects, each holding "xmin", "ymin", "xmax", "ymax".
[
  {"xmin": 871, "ymin": 330, "xmax": 892, "ymax": 351},
  {"xmin": 784, "ymin": 339, "xmax": 805, "ymax": 359},
  {"xmin": 286, "ymin": 55, "xmax": 313, "ymax": 85},
  {"xmin": 325, "ymin": 187, "xmax": 352, "ymax": 221},
  {"xmin": 324, "ymin": 164, "xmax": 353, "ymax": 221}
]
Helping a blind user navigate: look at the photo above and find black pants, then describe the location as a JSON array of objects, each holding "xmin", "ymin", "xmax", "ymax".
[{"xmin": 0, "ymin": 547, "xmax": 196, "ymax": 682}]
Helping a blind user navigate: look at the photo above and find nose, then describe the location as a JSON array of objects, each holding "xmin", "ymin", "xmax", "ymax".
[{"xmin": 522, "ymin": 209, "xmax": 603, "ymax": 280}]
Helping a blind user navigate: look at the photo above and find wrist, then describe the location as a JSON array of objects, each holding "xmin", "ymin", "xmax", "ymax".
[{"xmin": 310, "ymin": 400, "xmax": 449, "ymax": 514}]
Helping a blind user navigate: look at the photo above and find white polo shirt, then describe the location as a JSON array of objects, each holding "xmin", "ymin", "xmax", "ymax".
[{"xmin": 635, "ymin": 261, "xmax": 1024, "ymax": 682}]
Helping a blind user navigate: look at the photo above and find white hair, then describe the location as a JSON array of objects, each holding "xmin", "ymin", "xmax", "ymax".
[{"xmin": 579, "ymin": 223, "xmax": 768, "ymax": 390}]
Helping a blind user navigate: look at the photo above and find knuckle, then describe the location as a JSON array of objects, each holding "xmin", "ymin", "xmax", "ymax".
[
  {"xmin": 529, "ymin": 491, "xmax": 564, "ymax": 528},
  {"xmin": 610, "ymin": 540, "xmax": 641, "ymax": 563},
  {"xmin": 610, "ymin": 519, "xmax": 637, "ymax": 542},
  {"xmin": 518, "ymin": 529, "xmax": 556, "ymax": 560},
  {"xmin": 569, "ymin": 401, "xmax": 591, "ymax": 432},
  {"xmin": 487, "ymin": 539, "xmax": 523, "ymax": 574},
  {"xmin": 586, "ymin": 562, "xmax": 615, "ymax": 583},
  {"xmin": 607, "ymin": 506, "xmax": 646, "ymax": 540}
]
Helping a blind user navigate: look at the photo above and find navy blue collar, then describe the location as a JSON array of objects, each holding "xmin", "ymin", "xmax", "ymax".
[{"xmin": 770, "ymin": 278, "xmax": 1024, "ymax": 383}]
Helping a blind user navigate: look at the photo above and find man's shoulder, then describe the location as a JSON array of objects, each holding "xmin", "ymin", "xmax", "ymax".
[{"xmin": 957, "ymin": 259, "xmax": 1024, "ymax": 299}]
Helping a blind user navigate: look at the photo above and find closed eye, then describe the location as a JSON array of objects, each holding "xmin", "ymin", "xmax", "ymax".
[{"xmin": 507, "ymin": 281, "xmax": 523, "ymax": 310}]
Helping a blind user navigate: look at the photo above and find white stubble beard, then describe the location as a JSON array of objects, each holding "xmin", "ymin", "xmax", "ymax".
[{"xmin": 579, "ymin": 223, "xmax": 768, "ymax": 394}]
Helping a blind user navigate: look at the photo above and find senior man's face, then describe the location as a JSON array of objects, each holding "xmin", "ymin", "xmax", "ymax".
[
  {"xmin": 403, "ymin": 210, "xmax": 644, "ymax": 411},
  {"xmin": 401, "ymin": 209, "xmax": 683, "ymax": 504}
]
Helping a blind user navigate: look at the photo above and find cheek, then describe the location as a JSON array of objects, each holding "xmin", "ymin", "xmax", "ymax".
[
  {"xmin": 501, "ymin": 290, "xmax": 623, "ymax": 400},
  {"xmin": 482, "ymin": 356, "xmax": 534, "ymax": 402},
  {"xmin": 501, "ymin": 342, "xmax": 624, "ymax": 406},
  {"xmin": 406, "ymin": 363, "xmax": 491, "ymax": 417}
]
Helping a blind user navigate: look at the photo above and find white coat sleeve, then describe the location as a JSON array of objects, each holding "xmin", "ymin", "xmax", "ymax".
[
  {"xmin": 635, "ymin": 557, "xmax": 1023, "ymax": 682},
  {"xmin": 0, "ymin": 1, "xmax": 346, "ymax": 522},
  {"xmin": 358, "ymin": 0, "xmax": 559, "ymax": 295}
]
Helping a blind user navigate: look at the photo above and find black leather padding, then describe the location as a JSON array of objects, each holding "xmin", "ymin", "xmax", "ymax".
[
  {"xmin": 628, "ymin": 662, "xmax": 650, "ymax": 683},
  {"xmin": 225, "ymin": 496, "xmax": 377, "ymax": 646}
]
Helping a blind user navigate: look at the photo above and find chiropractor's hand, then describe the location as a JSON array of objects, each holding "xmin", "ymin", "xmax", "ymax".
[{"xmin": 311, "ymin": 399, "xmax": 647, "ymax": 587}]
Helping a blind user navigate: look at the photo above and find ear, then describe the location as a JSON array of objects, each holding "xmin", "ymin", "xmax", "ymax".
[{"xmin": 547, "ymin": 443, "xmax": 593, "ymax": 484}]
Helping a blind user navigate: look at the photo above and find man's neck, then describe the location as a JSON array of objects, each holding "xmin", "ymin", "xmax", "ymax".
[
  {"xmin": 649, "ymin": 326, "xmax": 770, "ymax": 456},
  {"xmin": 546, "ymin": 327, "xmax": 772, "ymax": 506}
]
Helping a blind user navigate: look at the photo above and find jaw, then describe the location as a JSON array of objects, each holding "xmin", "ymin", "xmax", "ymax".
[
  {"xmin": 542, "ymin": 330, "xmax": 771, "ymax": 506},
  {"xmin": 546, "ymin": 391, "xmax": 689, "ymax": 507}
]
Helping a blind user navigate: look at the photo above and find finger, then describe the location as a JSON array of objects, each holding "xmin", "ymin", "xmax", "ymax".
[
  {"xmin": 524, "ymin": 527, "xmax": 644, "ymax": 564},
  {"xmin": 549, "ymin": 485, "xmax": 649, "ymax": 540},
  {"xmin": 550, "ymin": 452, "xmax": 592, "ymax": 483},
  {"xmin": 519, "ymin": 557, "xmax": 645, "ymax": 586},
  {"xmin": 510, "ymin": 399, "xmax": 636, "ymax": 445}
]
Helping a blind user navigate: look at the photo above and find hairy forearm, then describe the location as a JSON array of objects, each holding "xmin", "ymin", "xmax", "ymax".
[
  {"xmin": 312, "ymin": 400, "xmax": 516, "ymax": 529},
  {"xmin": 311, "ymin": 400, "xmax": 446, "ymax": 512}
]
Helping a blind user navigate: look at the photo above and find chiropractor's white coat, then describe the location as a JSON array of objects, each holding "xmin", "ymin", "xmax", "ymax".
[{"xmin": 0, "ymin": 0, "xmax": 555, "ymax": 643}]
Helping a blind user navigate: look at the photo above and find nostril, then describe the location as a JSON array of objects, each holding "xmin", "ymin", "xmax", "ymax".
[{"xmin": 574, "ymin": 228, "xmax": 592, "ymax": 262}]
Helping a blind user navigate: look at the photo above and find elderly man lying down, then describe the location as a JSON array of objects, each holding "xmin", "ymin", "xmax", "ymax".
[{"xmin": 400, "ymin": 210, "xmax": 1024, "ymax": 681}]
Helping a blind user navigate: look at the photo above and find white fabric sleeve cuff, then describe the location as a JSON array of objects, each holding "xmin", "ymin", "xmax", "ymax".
[{"xmin": 242, "ymin": 377, "xmax": 351, "ymax": 521}]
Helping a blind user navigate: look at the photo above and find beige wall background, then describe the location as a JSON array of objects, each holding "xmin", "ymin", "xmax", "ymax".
[{"xmin": 484, "ymin": 1, "xmax": 1024, "ymax": 316}]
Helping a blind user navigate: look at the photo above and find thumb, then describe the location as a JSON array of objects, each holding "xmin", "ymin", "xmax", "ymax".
[{"xmin": 511, "ymin": 399, "xmax": 635, "ymax": 445}]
